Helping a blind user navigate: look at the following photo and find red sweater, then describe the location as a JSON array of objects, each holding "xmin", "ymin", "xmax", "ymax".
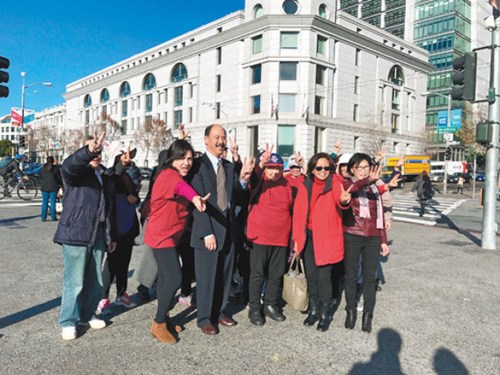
[
  {"xmin": 144, "ymin": 168, "xmax": 195, "ymax": 249},
  {"xmin": 247, "ymin": 175, "xmax": 293, "ymax": 247}
]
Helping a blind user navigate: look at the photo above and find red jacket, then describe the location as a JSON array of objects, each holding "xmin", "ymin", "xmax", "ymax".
[
  {"xmin": 247, "ymin": 173, "xmax": 293, "ymax": 247},
  {"xmin": 292, "ymin": 174, "xmax": 347, "ymax": 266},
  {"xmin": 145, "ymin": 168, "xmax": 192, "ymax": 249},
  {"xmin": 285, "ymin": 173, "xmax": 305, "ymax": 199}
]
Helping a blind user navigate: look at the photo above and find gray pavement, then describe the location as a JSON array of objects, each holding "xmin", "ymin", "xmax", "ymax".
[{"xmin": 0, "ymin": 202, "xmax": 499, "ymax": 374}]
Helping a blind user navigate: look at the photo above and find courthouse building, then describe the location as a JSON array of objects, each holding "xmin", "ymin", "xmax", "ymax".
[{"xmin": 64, "ymin": 0, "xmax": 433, "ymax": 165}]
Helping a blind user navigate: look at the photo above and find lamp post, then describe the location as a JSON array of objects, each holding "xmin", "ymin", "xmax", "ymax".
[
  {"xmin": 422, "ymin": 91, "xmax": 451, "ymax": 194},
  {"xmin": 19, "ymin": 71, "xmax": 52, "ymax": 152}
]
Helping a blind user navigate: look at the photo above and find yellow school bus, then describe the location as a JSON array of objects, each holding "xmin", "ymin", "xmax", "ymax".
[{"xmin": 382, "ymin": 155, "xmax": 430, "ymax": 181}]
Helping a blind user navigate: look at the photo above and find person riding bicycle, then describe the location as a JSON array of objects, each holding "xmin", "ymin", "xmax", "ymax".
[{"xmin": 2, "ymin": 154, "xmax": 25, "ymax": 197}]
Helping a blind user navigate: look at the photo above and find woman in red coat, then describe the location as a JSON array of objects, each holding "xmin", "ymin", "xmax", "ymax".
[
  {"xmin": 145, "ymin": 140, "xmax": 209, "ymax": 344},
  {"xmin": 292, "ymin": 153, "xmax": 351, "ymax": 331}
]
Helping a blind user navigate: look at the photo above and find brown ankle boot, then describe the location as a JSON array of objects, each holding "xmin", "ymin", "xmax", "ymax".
[
  {"xmin": 151, "ymin": 320, "xmax": 177, "ymax": 344},
  {"xmin": 165, "ymin": 315, "xmax": 183, "ymax": 333}
]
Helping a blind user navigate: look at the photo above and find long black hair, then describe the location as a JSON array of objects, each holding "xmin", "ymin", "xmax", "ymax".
[
  {"xmin": 43, "ymin": 156, "xmax": 54, "ymax": 172},
  {"xmin": 158, "ymin": 140, "xmax": 195, "ymax": 176}
]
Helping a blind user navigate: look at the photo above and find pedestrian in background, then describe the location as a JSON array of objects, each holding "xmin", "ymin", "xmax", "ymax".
[
  {"xmin": 412, "ymin": 171, "xmax": 433, "ymax": 217},
  {"xmin": 457, "ymin": 175, "xmax": 465, "ymax": 195},
  {"xmin": 54, "ymin": 131, "xmax": 116, "ymax": 341},
  {"xmin": 40, "ymin": 156, "xmax": 63, "ymax": 222}
]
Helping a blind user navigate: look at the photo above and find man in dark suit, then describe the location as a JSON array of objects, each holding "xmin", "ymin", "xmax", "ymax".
[{"xmin": 190, "ymin": 124, "xmax": 253, "ymax": 335}]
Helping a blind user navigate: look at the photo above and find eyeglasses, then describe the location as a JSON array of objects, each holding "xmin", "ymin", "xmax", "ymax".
[
  {"xmin": 355, "ymin": 165, "xmax": 370, "ymax": 171},
  {"xmin": 315, "ymin": 166, "xmax": 332, "ymax": 172}
]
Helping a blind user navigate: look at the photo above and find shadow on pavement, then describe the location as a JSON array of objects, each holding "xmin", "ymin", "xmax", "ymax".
[
  {"xmin": 435, "ymin": 214, "xmax": 481, "ymax": 246},
  {"xmin": 0, "ymin": 297, "xmax": 61, "ymax": 329},
  {"xmin": 0, "ymin": 215, "xmax": 40, "ymax": 228},
  {"xmin": 433, "ymin": 347, "xmax": 470, "ymax": 375}
]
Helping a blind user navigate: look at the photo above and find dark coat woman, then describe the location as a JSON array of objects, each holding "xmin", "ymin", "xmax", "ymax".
[{"xmin": 40, "ymin": 156, "xmax": 63, "ymax": 221}]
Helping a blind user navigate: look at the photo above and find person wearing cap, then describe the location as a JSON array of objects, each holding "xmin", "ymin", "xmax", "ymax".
[
  {"xmin": 54, "ymin": 131, "xmax": 116, "ymax": 340},
  {"xmin": 97, "ymin": 143, "xmax": 141, "ymax": 313},
  {"xmin": 246, "ymin": 147, "xmax": 293, "ymax": 325},
  {"xmin": 284, "ymin": 152, "xmax": 305, "ymax": 199}
]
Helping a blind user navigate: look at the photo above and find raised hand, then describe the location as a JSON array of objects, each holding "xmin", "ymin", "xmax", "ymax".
[
  {"xmin": 192, "ymin": 193, "xmax": 211, "ymax": 212},
  {"xmin": 88, "ymin": 129, "xmax": 106, "ymax": 153},
  {"xmin": 121, "ymin": 145, "xmax": 132, "ymax": 166},
  {"xmin": 240, "ymin": 157, "xmax": 256, "ymax": 181},
  {"xmin": 333, "ymin": 138, "xmax": 342, "ymax": 155},
  {"xmin": 178, "ymin": 124, "xmax": 190, "ymax": 140},
  {"xmin": 229, "ymin": 136, "xmax": 240, "ymax": 162},
  {"xmin": 374, "ymin": 149, "xmax": 387, "ymax": 164},
  {"xmin": 396, "ymin": 157, "xmax": 404, "ymax": 169},
  {"xmin": 368, "ymin": 164, "xmax": 382, "ymax": 182},
  {"xmin": 259, "ymin": 143, "xmax": 274, "ymax": 168},
  {"xmin": 387, "ymin": 173, "xmax": 402, "ymax": 188},
  {"xmin": 294, "ymin": 150, "xmax": 304, "ymax": 166},
  {"xmin": 340, "ymin": 184, "xmax": 353, "ymax": 205}
]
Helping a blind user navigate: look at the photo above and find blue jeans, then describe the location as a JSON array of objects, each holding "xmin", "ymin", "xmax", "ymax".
[
  {"xmin": 59, "ymin": 228, "xmax": 105, "ymax": 328},
  {"xmin": 41, "ymin": 191, "xmax": 57, "ymax": 221}
]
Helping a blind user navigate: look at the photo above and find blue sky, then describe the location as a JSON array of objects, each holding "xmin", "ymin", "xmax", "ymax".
[{"xmin": 0, "ymin": 0, "xmax": 244, "ymax": 116}]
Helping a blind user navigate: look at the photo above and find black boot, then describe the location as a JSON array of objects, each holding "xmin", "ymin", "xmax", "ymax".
[
  {"xmin": 362, "ymin": 312, "xmax": 373, "ymax": 333},
  {"xmin": 303, "ymin": 298, "xmax": 319, "ymax": 327},
  {"xmin": 316, "ymin": 302, "xmax": 333, "ymax": 332},
  {"xmin": 248, "ymin": 308, "xmax": 265, "ymax": 326},
  {"xmin": 345, "ymin": 309, "xmax": 357, "ymax": 329},
  {"xmin": 263, "ymin": 305, "xmax": 286, "ymax": 322}
]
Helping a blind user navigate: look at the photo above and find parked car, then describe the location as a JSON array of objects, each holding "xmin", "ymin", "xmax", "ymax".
[
  {"xmin": 139, "ymin": 167, "xmax": 152, "ymax": 181},
  {"xmin": 447, "ymin": 173, "xmax": 472, "ymax": 184},
  {"xmin": 475, "ymin": 172, "xmax": 486, "ymax": 182},
  {"xmin": 431, "ymin": 172, "xmax": 444, "ymax": 182}
]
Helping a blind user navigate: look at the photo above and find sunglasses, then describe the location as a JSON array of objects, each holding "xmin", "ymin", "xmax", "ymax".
[{"xmin": 315, "ymin": 166, "xmax": 332, "ymax": 172}]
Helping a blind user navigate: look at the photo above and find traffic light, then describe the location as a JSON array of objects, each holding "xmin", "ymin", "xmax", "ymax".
[
  {"xmin": 476, "ymin": 122, "xmax": 492, "ymax": 145},
  {"xmin": 0, "ymin": 56, "xmax": 9, "ymax": 98},
  {"xmin": 19, "ymin": 135, "xmax": 26, "ymax": 148},
  {"xmin": 451, "ymin": 52, "xmax": 477, "ymax": 101},
  {"xmin": 445, "ymin": 147, "xmax": 452, "ymax": 160}
]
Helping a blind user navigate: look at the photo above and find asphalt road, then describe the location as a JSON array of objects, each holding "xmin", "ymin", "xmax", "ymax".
[{"xmin": 0, "ymin": 203, "xmax": 499, "ymax": 374}]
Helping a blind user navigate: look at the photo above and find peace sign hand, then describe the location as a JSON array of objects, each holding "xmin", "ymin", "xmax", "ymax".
[
  {"xmin": 333, "ymin": 138, "xmax": 342, "ymax": 155},
  {"xmin": 340, "ymin": 184, "xmax": 353, "ymax": 205},
  {"xmin": 240, "ymin": 157, "xmax": 256, "ymax": 181},
  {"xmin": 259, "ymin": 143, "xmax": 274, "ymax": 168},
  {"xmin": 294, "ymin": 151, "xmax": 304, "ymax": 166},
  {"xmin": 178, "ymin": 124, "xmax": 190, "ymax": 140},
  {"xmin": 229, "ymin": 136, "xmax": 240, "ymax": 162},
  {"xmin": 368, "ymin": 164, "xmax": 382, "ymax": 182},
  {"xmin": 88, "ymin": 130, "xmax": 106, "ymax": 153},
  {"xmin": 121, "ymin": 145, "xmax": 131, "ymax": 166},
  {"xmin": 388, "ymin": 173, "xmax": 402, "ymax": 188}
]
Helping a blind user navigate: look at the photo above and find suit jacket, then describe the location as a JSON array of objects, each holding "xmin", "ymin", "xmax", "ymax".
[{"xmin": 189, "ymin": 153, "xmax": 242, "ymax": 251}]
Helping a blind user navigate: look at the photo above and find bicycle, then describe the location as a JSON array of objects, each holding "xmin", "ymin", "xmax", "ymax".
[{"xmin": 0, "ymin": 174, "xmax": 39, "ymax": 200}]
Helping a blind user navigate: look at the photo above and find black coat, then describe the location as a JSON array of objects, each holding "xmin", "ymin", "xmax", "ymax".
[
  {"xmin": 40, "ymin": 164, "xmax": 62, "ymax": 192},
  {"xmin": 53, "ymin": 146, "xmax": 116, "ymax": 248}
]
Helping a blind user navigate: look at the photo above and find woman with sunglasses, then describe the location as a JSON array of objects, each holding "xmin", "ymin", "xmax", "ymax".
[
  {"xmin": 292, "ymin": 153, "xmax": 352, "ymax": 331},
  {"xmin": 342, "ymin": 153, "xmax": 389, "ymax": 334}
]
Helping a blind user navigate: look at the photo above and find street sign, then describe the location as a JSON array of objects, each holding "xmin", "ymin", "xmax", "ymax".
[{"xmin": 437, "ymin": 109, "xmax": 462, "ymax": 133}]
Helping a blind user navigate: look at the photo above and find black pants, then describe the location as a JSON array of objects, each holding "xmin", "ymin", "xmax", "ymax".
[
  {"xmin": 303, "ymin": 230, "xmax": 343, "ymax": 305},
  {"xmin": 178, "ymin": 232, "xmax": 195, "ymax": 297},
  {"xmin": 344, "ymin": 233, "xmax": 380, "ymax": 314},
  {"xmin": 248, "ymin": 244, "xmax": 287, "ymax": 311},
  {"xmin": 153, "ymin": 247, "xmax": 182, "ymax": 323},
  {"xmin": 102, "ymin": 239, "xmax": 133, "ymax": 298},
  {"xmin": 194, "ymin": 240, "xmax": 235, "ymax": 327}
]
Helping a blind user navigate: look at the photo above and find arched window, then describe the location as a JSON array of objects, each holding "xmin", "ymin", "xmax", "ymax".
[
  {"xmin": 171, "ymin": 63, "xmax": 188, "ymax": 83},
  {"xmin": 254, "ymin": 4, "xmax": 264, "ymax": 18},
  {"xmin": 143, "ymin": 73, "xmax": 157, "ymax": 91},
  {"xmin": 282, "ymin": 0, "xmax": 299, "ymax": 15},
  {"xmin": 84, "ymin": 94, "xmax": 92, "ymax": 108},
  {"xmin": 100, "ymin": 88, "xmax": 109, "ymax": 103},
  {"xmin": 318, "ymin": 4, "xmax": 328, "ymax": 19},
  {"xmin": 120, "ymin": 81, "xmax": 131, "ymax": 97},
  {"xmin": 388, "ymin": 65, "xmax": 404, "ymax": 86}
]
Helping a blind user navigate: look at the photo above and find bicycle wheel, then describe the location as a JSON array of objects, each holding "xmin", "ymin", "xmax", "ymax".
[{"xmin": 17, "ymin": 177, "xmax": 38, "ymax": 200}]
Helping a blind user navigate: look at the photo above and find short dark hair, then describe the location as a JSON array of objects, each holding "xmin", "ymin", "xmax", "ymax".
[
  {"xmin": 204, "ymin": 124, "xmax": 226, "ymax": 137},
  {"xmin": 347, "ymin": 153, "xmax": 372, "ymax": 175},
  {"xmin": 307, "ymin": 152, "xmax": 334, "ymax": 176}
]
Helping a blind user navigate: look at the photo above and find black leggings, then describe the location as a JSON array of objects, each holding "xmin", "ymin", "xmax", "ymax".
[
  {"xmin": 153, "ymin": 247, "xmax": 182, "ymax": 323},
  {"xmin": 103, "ymin": 240, "xmax": 133, "ymax": 298}
]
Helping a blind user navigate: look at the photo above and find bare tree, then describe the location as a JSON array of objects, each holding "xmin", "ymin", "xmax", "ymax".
[
  {"xmin": 27, "ymin": 124, "xmax": 56, "ymax": 161},
  {"xmin": 456, "ymin": 103, "xmax": 488, "ymax": 161},
  {"xmin": 60, "ymin": 128, "xmax": 84, "ymax": 158},
  {"xmin": 134, "ymin": 118, "xmax": 174, "ymax": 166},
  {"xmin": 364, "ymin": 110, "xmax": 390, "ymax": 157}
]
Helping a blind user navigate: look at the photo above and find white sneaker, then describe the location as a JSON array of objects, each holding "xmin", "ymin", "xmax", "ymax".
[
  {"xmin": 61, "ymin": 326, "xmax": 77, "ymax": 340},
  {"xmin": 88, "ymin": 318, "xmax": 106, "ymax": 330}
]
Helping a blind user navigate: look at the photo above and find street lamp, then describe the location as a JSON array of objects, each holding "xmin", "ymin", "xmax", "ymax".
[
  {"xmin": 20, "ymin": 71, "xmax": 52, "ymax": 152},
  {"xmin": 421, "ymin": 91, "xmax": 451, "ymax": 194}
]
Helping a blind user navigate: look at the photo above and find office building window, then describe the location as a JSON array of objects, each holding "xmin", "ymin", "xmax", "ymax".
[
  {"xmin": 121, "ymin": 100, "xmax": 128, "ymax": 117},
  {"xmin": 355, "ymin": 48, "xmax": 360, "ymax": 66},
  {"xmin": 175, "ymin": 86, "xmax": 183, "ymax": 107},
  {"xmin": 171, "ymin": 63, "xmax": 188, "ymax": 83},
  {"xmin": 277, "ymin": 125, "xmax": 295, "ymax": 157},
  {"xmin": 146, "ymin": 94, "xmax": 153, "ymax": 113},
  {"xmin": 254, "ymin": 4, "xmax": 264, "ymax": 18},
  {"xmin": 252, "ymin": 35, "xmax": 262, "ymax": 54},
  {"xmin": 143, "ymin": 73, "xmax": 156, "ymax": 91},
  {"xmin": 280, "ymin": 32, "xmax": 299, "ymax": 49},
  {"xmin": 316, "ymin": 65, "xmax": 326, "ymax": 85},
  {"xmin": 279, "ymin": 94, "xmax": 296, "ymax": 112},
  {"xmin": 317, "ymin": 35, "xmax": 327, "ymax": 54},
  {"xmin": 216, "ymin": 102, "xmax": 221, "ymax": 119},
  {"xmin": 280, "ymin": 62, "xmax": 298, "ymax": 80},
  {"xmin": 100, "ymin": 89, "xmax": 109, "ymax": 103},
  {"xmin": 252, "ymin": 95, "xmax": 261, "ymax": 114},
  {"xmin": 120, "ymin": 81, "xmax": 131, "ymax": 97},
  {"xmin": 283, "ymin": 0, "xmax": 299, "ymax": 15},
  {"xmin": 84, "ymin": 94, "xmax": 92, "ymax": 108},
  {"xmin": 354, "ymin": 76, "xmax": 359, "ymax": 94},
  {"xmin": 353, "ymin": 104, "xmax": 359, "ymax": 121},
  {"xmin": 314, "ymin": 96, "xmax": 324, "ymax": 115},
  {"xmin": 164, "ymin": 88, "xmax": 168, "ymax": 103},
  {"xmin": 216, "ymin": 47, "xmax": 222, "ymax": 65},
  {"xmin": 251, "ymin": 64, "xmax": 262, "ymax": 84},
  {"xmin": 121, "ymin": 120, "xmax": 127, "ymax": 135},
  {"xmin": 216, "ymin": 75, "xmax": 221, "ymax": 92},
  {"xmin": 174, "ymin": 110, "xmax": 182, "ymax": 129}
]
